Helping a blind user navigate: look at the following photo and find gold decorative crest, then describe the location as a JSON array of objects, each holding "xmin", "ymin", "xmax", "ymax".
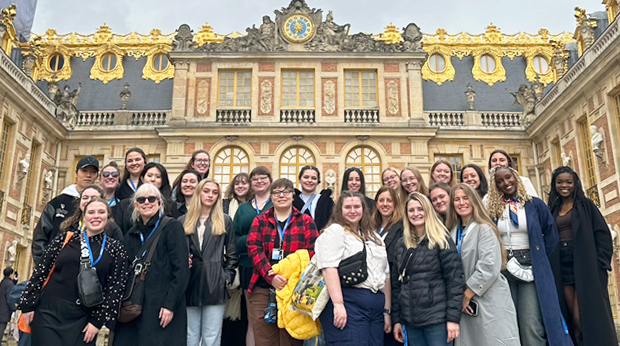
[
  {"xmin": 142, "ymin": 46, "xmax": 173, "ymax": 84},
  {"xmin": 282, "ymin": 14, "xmax": 315, "ymax": 43},
  {"xmin": 90, "ymin": 46, "xmax": 124, "ymax": 84}
]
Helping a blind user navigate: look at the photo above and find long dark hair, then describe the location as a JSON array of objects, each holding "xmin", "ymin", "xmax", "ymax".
[
  {"xmin": 138, "ymin": 162, "xmax": 173, "ymax": 203},
  {"xmin": 460, "ymin": 164, "xmax": 488, "ymax": 198},
  {"xmin": 341, "ymin": 167, "xmax": 366, "ymax": 196},
  {"xmin": 547, "ymin": 166, "xmax": 585, "ymax": 214},
  {"xmin": 121, "ymin": 147, "xmax": 147, "ymax": 182},
  {"xmin": 174, "ymin": 169, "xmax": 202, "ymax": 204}
]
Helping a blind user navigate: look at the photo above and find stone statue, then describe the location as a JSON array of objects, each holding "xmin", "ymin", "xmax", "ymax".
[
  {"xmin": 322, "ymin": 11, "xmax": 349, "ymax": 45},
  {"xmin": 387, "ymin": 81, "xmax": 399, "ymax": 115},
  {"xmin": 119, "ymin": 83, "xmax": 131, "ymax": 110},
  {"xmin": 54, "ymin": 83, "xmax": 81, "ymax": 129},
  {"xmin": 44, "ymin": 169, "xmax": 53, "ymax": 189},
  {"xmin": 561, "ymin": 153, "xmax": 571, "ymax": 167},
  {"xmin": 464, "ymin": 83, "xmax": 476, "ymax": 110},
  {"xmin": 551, "ymin": 41, "xmax": 568, "ymax": 77},
  {"xmin": 323, "ymin": 80, "xmax": 336, "ymax": 115},
  {"xmin": 508, "ymin": 85, "xmax": 536, "ymax": 124},
  {"xmin": 22, "ymin": 54, "xmax": 36, "ymax": 76},
  {"xmin": 6, "ymin": 240, "xmax": 17, "ymax": 262},
  {"xmin": 590, "ymin": 125, "xmax": 604, "ymax": 151},
  {"xmin": 258, "ymin": 16, "xmax": 277, "ymax": 51},
  {"xmin": 531, "ymin": 76, "xmax": 544, "ymax": 102},
  {"xmin": 47, "ymin": 78, "xmax": 59, "ymax": 102},
  {"xmin": 401, "ymin": 23, "xmax": 423, "ymax": 51},
  {"xmin": 575, "ymin": 7, "xmax": 596, "ymax": 48},
  {"xmin": 325, "ymin": 169, "xmax": 337, "ymax": 192},
  {"xmin": 172, "ymin": 24, "xmax": 195, "ymax": 51},
  {"xmin": 19, "ymin": 154, "xmax": 30, "ymax": 174},
  {"xmin": 260, "ymin": 80, "xmax": 272, "ymax": 114}
]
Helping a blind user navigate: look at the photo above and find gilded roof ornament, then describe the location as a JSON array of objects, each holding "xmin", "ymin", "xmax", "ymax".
[
  {"xmin": 574, "ymin": 7, "xmax": 597, "ymax": 54},
  {"xmin": 195, "ymin": 23, "xmax": 225, "ymax": 46},
  {"xmin": 373, "ymin": 23, "xmax": 402, "ymax": 44}
]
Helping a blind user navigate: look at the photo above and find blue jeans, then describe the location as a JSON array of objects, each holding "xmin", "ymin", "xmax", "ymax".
[
  {"xmin": 406, "ymin": 323, "xmax": 452, "ymax": 346},
  {"xmin": 187, "ymin": 304, "xmax": 226, "ymax": 346},
  {"xmin": 507, "ymin": 278, "xmax": 546, "ymax": 346}
]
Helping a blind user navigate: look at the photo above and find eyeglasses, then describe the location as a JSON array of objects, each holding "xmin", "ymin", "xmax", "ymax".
[
  {"xmin": 383, "ymin": 174, "xmax": 398, "ymax": 183},
  {"xmin": 272, "ymin": 190, "xmax": 293, "ymax": 197},
  {"xmin": 251, "ymin": 175, "xmax": 269, "ymax": 182},
  {"xmin": 194, "ymin": 159, "xmax": 210, "ymax": 164},
  {"xmin": 136, "ymin": 196, "xmax": 158, "ymax": 204},
  {"xmin": 102, "ymin": 171, "xmax": 119, "ymax": 178}
]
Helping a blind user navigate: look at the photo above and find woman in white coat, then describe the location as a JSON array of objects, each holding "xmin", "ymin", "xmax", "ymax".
[{"xmin": 446, "ymin": 183, "xmax": 520, "ymax": 346}]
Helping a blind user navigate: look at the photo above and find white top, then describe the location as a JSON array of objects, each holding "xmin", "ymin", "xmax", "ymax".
[
  {"xmin": 497, "ymin": 204, "xmax": 529, "ymax": 250},
  {"xmin": 299, "ymin": 193, "xmax": 320, "ymax": 219},
  {"xmin": 197, "ymin": 217, "xmax": 208, "ymax": 248},
  {"xmin": 315, "ymin": 223, "xmax": 389, "ymax": 293}
]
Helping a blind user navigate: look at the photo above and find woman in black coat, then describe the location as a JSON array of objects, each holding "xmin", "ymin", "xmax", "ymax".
[
  {"xmin": 547, "ymin": 166, "xmax": 617, "ymax": 346},
  {"xmin": 293, "ymin": 165, "xmax": 335, "ymax": 231},
  {"xmin": 179, "ymin": 179, "xmax": 239, "ymax": 346},
  {"xmin": 114, "ymin": 183, "xmax": 189, "ymax": 346}
]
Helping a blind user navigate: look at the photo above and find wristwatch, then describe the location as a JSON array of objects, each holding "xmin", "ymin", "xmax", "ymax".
[{"xmin": 383, "ymin": 308, "xmax": 391, "ymax": 315}]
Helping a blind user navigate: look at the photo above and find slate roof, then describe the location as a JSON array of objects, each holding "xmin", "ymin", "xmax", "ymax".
[{"xmin": 36, "ymin": 56, "xmax": 173, "ymax": 111}]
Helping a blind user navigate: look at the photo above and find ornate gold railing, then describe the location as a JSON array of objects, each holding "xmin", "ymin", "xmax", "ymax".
[
  {"xmin": 587, "ymin": 185, "xmax": 601, "ymax": 207},
  {"xmin": 21, "ymin": 203, "xmax": 31, "ymax": 225}
]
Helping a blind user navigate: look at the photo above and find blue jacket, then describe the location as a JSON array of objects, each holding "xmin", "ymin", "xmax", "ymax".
[{"xmin": 525, "ymin": 198, "xmax": 573, "ymax": 346}]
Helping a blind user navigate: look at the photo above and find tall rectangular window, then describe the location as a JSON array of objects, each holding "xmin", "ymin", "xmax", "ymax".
[
  {"xmin": 553, "ymin": 140, "xmax": 563, "ymax": 168},
  {"xmin": 579, "ymin": 119, "xmax": 597, "ymax": 187},
  {"xmin": 0, "ymin": 122, "xmax": 10, "ymax": 185},
  {"xmin": 282, "ymin": 71, "xmax": 314, "ymax": 107},
  {"xmin": 511, "ymin": 154, "xmax": 521, "ymax": 174},
  {"xmin": 218, "ymin": 71, "xmax": 252, "ymax": 108},
  {"xmin": 23, "ymin": 144, "xmax": 39, "ymax": 206},
  {"xmin": 435, "ymin": 154, "xmax": 463, "ymax": 181},
  {"xmin": 344, "ymin": 71, "xmax": 377, "ymax": 108}
]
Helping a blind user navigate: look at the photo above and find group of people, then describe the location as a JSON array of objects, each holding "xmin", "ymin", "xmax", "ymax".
[{"xmin": 13, "ymin": 147, "xmax": 616, "ymax": 346}]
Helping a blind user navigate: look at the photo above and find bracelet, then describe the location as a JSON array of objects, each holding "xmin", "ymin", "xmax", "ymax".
[{"xmin": 383, "ymin": 308, "xmax": 391, "ymax": 315}]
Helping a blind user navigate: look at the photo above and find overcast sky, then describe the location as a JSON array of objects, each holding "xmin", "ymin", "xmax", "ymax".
[{"xmin": 32, "ymin": 0, "xmax": 607, "ymax": 36}]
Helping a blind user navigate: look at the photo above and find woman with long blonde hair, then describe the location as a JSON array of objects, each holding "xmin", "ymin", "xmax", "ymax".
[
  {"xmin": 180, "ymin": 179, "xmax": 238, "ymax": 346},
  {"xmin": 446, "ymin": 184, "xmax": 519, "ymax": 346},
  {"xmin": 392, "ymin": 192, "xmax": 463, "ymax": 346},
  {"xmin": 315, "ymin": 190, "xmax": 391, "ymax": 346},
  {"xmin": 487, "ymin": 165, "xmax": 572, "ymax": 346}
]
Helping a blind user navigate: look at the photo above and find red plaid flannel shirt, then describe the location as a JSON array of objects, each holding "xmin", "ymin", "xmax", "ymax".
[{"xmin": 246, "ymin": 206, "xmax": 318, "ymax": 292}]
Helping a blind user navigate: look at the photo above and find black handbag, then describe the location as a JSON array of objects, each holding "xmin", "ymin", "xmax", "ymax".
[
  {"xmin": 77, "ymin": 236, "xmax": 105, "ymax": 308},
  {"xmin": 337, "ymin": 241, "xmax": 368, "ymax": 287},
  {"xmin": 118, "ymin": 225, "xmax": 165, "ymax": 323}
]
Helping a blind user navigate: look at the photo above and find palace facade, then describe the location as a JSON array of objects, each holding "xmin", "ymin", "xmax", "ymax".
[{"xmin": 0, "ymin": 0, "xmax": 618, "ymax": 319}]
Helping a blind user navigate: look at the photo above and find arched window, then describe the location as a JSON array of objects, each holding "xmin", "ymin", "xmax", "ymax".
[
  {"xmin": 48, "ymin": 53, "xmax": 65, "ymax": 72},
  {"xmin": 479, "ymin": 54, "xmax": 496, "ymax": 73},
  {"xmin": 532, "ymin": 55, "xmax": 549, "ymax": 74},
  {"xmin": 152, "ymin": 53, "xmax": 169, "ymax": 72},
  {"xmin": 280, "ymin": 146, "xmax": 315, "ymax": 188},
  {"xmin": 212, "ymin": 146, "xmax": 250, "ymax": 191},
  {"xmin": 428, "ymin": 54, "xmax": 446, "ymax": 73},
  {"xmin": 345, "ymin": 146, "xmax": 381, "ymax": 197},
  {"xmin": 100, "ymin": 52, "xmax": 118, "ymax": 72}
]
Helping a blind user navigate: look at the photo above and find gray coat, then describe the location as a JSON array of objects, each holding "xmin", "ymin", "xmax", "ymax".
[{"xmin": 450, "ymin": 221, "xmax": 520, "ymax": 346}]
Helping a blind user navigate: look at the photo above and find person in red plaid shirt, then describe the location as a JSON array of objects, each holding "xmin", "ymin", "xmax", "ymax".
[{"xmin": 247, "ymin": 178, "xmax": 319, "ymax": 346}]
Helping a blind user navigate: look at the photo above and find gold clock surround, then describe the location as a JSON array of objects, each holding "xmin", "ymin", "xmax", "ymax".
[{"xmin": 282, "ymin": 14, "xmax": 315, "ymax": 43}]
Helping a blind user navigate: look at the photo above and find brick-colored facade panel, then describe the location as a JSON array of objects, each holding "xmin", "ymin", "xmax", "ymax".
[
  {"xmin": 602, "ymin": 181, "xmax": 619, "ymax": 208},
  {"xmin": 384, "ymin": 63, "xmax": 399, "ymax": 73},
  {"xmin": 194, "ymin": 78, "xmax": 211, "ymax": 117},
  {"xmin": 250, "ymin": 142, "xmax": 261, "ymax": 156},
  {"xmin": 321, "ymin": 78, "xmax": 338, "ymax": 116},
  {"xmin": 380, "ymin": 142, "xmax": 392, "ymax": 155},
  {"xmin": 257, "ymin": 162, "xmax": 273, "ymax": 173},
  {"xmin": 196, "ymin": 63, "xmax": 212, "ymax": 72},
  {"xmin": 385, "ymin": 78, "xmax": 402, "ymax": 117},
  {"xmin": 563, "ymin": 139, "xmax": 579, "ymax": 175},
  {"xmin": 335, "ymin": 142, "xmax": 347, "ymax": 155},
  {"xmin": 269, "ymin": 142, "xmax": 279, "ymax": 155},
  {"xmin": 401, "ymin": 143, "xmax": 411, "ymax": 155},
  {"xmin": 321, "ymin": 63, "xmax": 337, "ymax": 72},
  {"xmin": 259, "ymin": 62, "xmax": 275, "ymax": 72},
  {"xmin": 5, "ymin": 204, "xmax": 18, "ymax": 227},
  {"xmin": 184, "ymin": 142, "xmax": 196, "ymax": 155},
  {"xmin": 315, "ymin": 142, "xmax": 327, "ymax": 155},
  {"xmin": 203, "ymin": 143, "xmax": 214, "ymax": 153}
]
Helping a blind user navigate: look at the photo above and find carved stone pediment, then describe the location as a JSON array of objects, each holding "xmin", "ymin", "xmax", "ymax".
[{"xmin": 197, "ymin": 0, "xmax": 423, "ymax": 53}]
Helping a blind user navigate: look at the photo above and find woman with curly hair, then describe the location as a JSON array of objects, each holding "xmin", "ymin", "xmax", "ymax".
[
  {"xmin": 547, "ymin": 166, "xmax": 616, "ymax": 346},
  {"xmin": 487, "ymin": 165, "xmax": 572, "ymax": 346}
]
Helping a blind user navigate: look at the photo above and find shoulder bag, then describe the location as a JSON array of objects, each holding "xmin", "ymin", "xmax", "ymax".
[
  {"xmin": 77, "ymin": 232, "xmax": 105, "ymax": 307},
  {"xmin": 502, "ymin": 207, "xmax": 534, "ymax": 283},
  {"xmin": 337, "ymin": 237, "xmax": 368, "ymax": 287}
]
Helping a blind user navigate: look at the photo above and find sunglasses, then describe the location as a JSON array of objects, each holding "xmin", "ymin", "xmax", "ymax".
[
  {"xmin": 102, "ymin": 171, "xmax": 120, "ymax": 178},
  {"xmin": 136, "ymin": 196, "xmax": 158, "ymax": 204}
]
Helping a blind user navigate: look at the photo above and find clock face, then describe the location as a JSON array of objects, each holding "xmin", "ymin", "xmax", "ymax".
[{"xmin": 283, "ymin": 14, "xmax": 314, "ymax": 43}]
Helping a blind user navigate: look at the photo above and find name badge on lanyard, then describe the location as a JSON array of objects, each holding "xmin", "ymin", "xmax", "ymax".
[{"xmin": 272, "ymin": 213, "xmax": 292, "ymax": 261}]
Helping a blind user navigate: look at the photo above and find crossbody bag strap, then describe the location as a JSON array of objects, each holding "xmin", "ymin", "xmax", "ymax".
[
  {"xmin": 140, "ymin": 232, "xmax": 163, "ymax": 281},
  {"xmin": 42, "ymin": 231, "xmax": 74, "ymax": 289}
]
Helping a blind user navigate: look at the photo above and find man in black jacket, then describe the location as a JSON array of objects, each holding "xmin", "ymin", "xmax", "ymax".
[
  {"xmin": 31, "ymin": 156, "xmax": 99, "ymax": 264},
  {"xmin": 0, "ymin": 267, "xmax": 15, "ymax": 339}
]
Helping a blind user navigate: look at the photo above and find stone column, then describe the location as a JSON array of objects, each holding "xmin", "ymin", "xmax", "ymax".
[
  {"xmin": 407, "ymin": 61, "xmax": 425, "ymax": 125},
  {"xmin": 169, "ymin": 60, "xmax": 190, "ymax": 126}
]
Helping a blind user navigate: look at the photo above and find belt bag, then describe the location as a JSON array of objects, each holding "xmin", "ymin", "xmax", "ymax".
[
  {"xmin": 338, "ymin": 241, "xmax": 368, "ymax": 287},
  {"xmin": 503, "ymin": 212, "xmax": 533, "ymax": 283},
  {"xmin": 119, "ymin": 230, "xmax": 164, "ymax": 323},
  {"xmin": 77, "ymin": 264, "xmax": 104, "ymax": 307}
]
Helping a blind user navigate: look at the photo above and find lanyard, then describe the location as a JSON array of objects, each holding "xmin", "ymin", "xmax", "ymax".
[
  {"xmin": 254, "ymin": 198, "xmax": 270, "ymax": 215},
  {"xmin": 78, "ymin": 220, "xmax": 83, "ymax": 232},
  {"xmin": 277, "ymin": 213, "xmax": 293, "ymax": 243},
  {"xmin": 83, "ymin": 231, "xmax": 107, "ymax": 266},
  {"xmin": 129, "ymin": 178, "xmax": 137, "ymax": 191},
  {"xmin": 140, "ymin": 212, "xmax": 162, "ymax": 246},
  {"xmin": 378, "ymin": 225, "xmax": 384, "ymax": 236},
  {"xmin": 108, "ymin": 198, "xmax": 117, "ymax": 207},
  {"xmin": 300, "ymin": 194, "xmax": 317, "ymax": 214},
  {"xmin": 456, "ymin": 222, "xmax": 464, "ymax": 255}
]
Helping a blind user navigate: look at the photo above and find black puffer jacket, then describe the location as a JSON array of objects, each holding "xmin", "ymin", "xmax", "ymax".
[{"xmin": 391, "ymin": 236, "xmax": 464, "ymax": 328}]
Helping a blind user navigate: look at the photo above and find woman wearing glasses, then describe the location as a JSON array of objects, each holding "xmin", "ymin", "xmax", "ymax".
[
  {"xmin": 247, "ymin": 178, "xmax": 318, "ymax": 346},
  {"xmin": 172, "ymin": 150, "xmax": 211, "ymax": 202},
  {"xmin": 100, "ymin": 162, "xmax": 122, "ymax": 222},
  {"xmin": 233, "ymin": 166, "xmax": 273, "ymax": 346},
  {"xmin": 114, "ymin": 184, "xmax": 190, "ymax": 346}
]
